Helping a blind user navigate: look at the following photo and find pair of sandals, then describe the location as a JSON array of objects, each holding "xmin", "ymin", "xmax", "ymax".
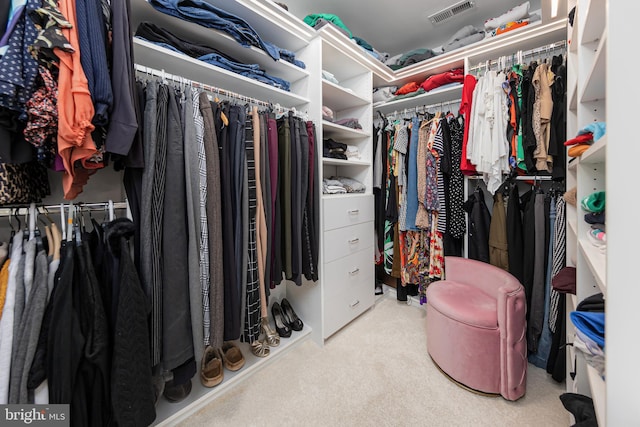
[{"xmin": 251, "ymin": 317, "xmax": 280, "ymax": 358}]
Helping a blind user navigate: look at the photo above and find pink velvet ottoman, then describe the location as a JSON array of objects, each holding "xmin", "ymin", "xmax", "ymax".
[{"xmin": 425, "ymin": 256, "xmax": 527, "ymax": 401}]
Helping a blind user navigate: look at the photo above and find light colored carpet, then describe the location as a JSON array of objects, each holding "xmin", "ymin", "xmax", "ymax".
[{"xmin": 180, "ymin": 295, "xmax": 568, "ymax": 427}]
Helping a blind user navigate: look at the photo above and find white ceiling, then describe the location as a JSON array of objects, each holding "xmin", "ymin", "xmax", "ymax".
[{"xmin": 281, "ymin": 0, "xmax": 543, "ymax": 57}]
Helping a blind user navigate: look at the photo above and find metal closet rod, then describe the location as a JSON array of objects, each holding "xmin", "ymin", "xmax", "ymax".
[
  {"xmin": 0, "ymin": 201, "xmax": 129, "ymax": 217},
  {"xmin": 134, "ymin": 63, "xmax": 295, "ymax": 114},
  {"xmin": 468, "ymin": 39, "xmax": 567, "ymax": 73},
  {"xmin": 384, "ymin": 98, "xmax": 462, "ymax": 120}
]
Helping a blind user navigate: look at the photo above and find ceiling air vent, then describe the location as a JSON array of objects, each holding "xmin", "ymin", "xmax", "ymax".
[{"xmin": 428, "ymin": 0, "xmax": 475, "ymax": 25}]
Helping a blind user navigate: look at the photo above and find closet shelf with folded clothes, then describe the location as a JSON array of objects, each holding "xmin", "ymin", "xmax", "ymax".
[
  {"xmin": 133, "ymin": 38, "xmax": 309, "ymax": 107},
  {"xmin": 129, "ymin": 12, "xmax": 310, "ymax": 84},
  {"xmin": 133, "ymin": 0, "xmax": 311, "ymax": 62},
  {"xmin": 578, "ymin": 238, "xmax": 606, "ymax": 296},
  {"xmin": 322, "ymin": 121, "xmax": 370, "ymax": 139},
  {"xmin": 322, "ymin": 158, "xmax": 370, "ymax": 167},
  {"xmin": 322, "ymin": 80, "xmax": 370, "ymax": 110},
  {"xmin": 372, "ymin": 83, "xmax": 463, "ymax": 115}
]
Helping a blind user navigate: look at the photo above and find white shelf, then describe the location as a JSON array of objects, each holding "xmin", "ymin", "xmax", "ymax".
[
  {"xmin": 571, "ymin": 294, "xmax": 578, "ymax": 311},
  {"xmin": 321, "ymin": 192, "xmax": 372, "ymax": 200},
  {"xmin": 133, "ymin": 38, "xmax": 310, "ymax": 108},
  {"xmin": 130, "ymin": 0, "xmax": 313, "ymax": 53},
  {"xmin": 153, "ymin": 325, "xmax": 312, "ymax": 426},
  {"xmin": 580, "ymin": 31, "xmax": 607, "ymax": 103},
  {"xmin": 372, "ymin": 83, "xmax": 463, "ymax": 115},
  {"xmin": 578, "ymin": 237, "xmax": 607, "ymax": 296},
  {"xmin": 322, "ymin": 120, "xmax": 370, "ymax": 140},
  {"xmin": 580, "ymin": 135, "xmax": 607, "ymax": 164},
  {"xmin": 586, "ymin": 363, "xmax": 606, "ymax": 427},
  {"xmin": 130, "ymin": 3, "xmax": 309, "ymax": 84},
  {"xmin": 580, "ymin": 0, "xmax": 607, "ymax": 46},
  {"xmin": 322, "ymin": 158, "xmax": 371, "ymax": 167},
  {"xmin": 322, "ymin": 80, "xmax": 370, "ymax": 110},
  {"xmin": 568, "ymin": 80, "xmax": 578, "ymax": 111},
  {"xmin": 568, "ymin": 216, "xmax": 578, "ymax": 236}
]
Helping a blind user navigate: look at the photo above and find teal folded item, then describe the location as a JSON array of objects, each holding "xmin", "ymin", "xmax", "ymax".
[
  {"xmin": 570, "ymin": 311, "xmax": 605, "ymax": 348},
  {"xmin": 581, "ymin": 191, "xmax": 605, "ymax": 213},
  {"xmin": 578, "ymin": 122, "xmax": 606, "ymax": 141}
]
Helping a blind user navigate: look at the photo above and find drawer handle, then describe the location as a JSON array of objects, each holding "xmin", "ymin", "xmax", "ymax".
[
  {"xmin": 348, "ymin": 209, "xmax": 359, "ymax": 215},
  {"xmin": 349, "ymin": 268, "xmax": 360, "ymax": 276},
  {"xmin": 348, "ymin": 238, "xmax": 360, "ymax": 245},
  {"xmin": 349, "ymin": 300, "xmax": 360, "ymax": 308}
]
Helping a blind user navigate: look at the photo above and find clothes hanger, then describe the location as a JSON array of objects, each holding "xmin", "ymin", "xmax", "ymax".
[{"xmin": 108, "ymin": 200, "xmax": 115, "ymax": 222}]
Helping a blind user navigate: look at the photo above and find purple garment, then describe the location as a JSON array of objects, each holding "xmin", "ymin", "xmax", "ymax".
[
  {"xmin": 0, "ymin": 5, "xmax": 24, "ymax": 47},
  {"xmin": 54, "ymin": 153, "xmax": 65, "ymax": 171}
]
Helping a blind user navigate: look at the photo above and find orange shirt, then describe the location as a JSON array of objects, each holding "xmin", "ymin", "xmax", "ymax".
[{"xmin": 54, "ymin": 0, "xmax": 101, "ymax": 200}]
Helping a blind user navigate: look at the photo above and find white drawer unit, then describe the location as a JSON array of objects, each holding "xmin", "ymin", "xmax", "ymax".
[
  {"xmin": 322, "ymin": 247, "xmax": 375, "ymax": 338},
  {"xmin": 322, "ymin": 194, "xmax": 374, "ymax": 231},
  {"xmin": 322, "ymin": 221, "xmax": 374, "ymax": 264}
]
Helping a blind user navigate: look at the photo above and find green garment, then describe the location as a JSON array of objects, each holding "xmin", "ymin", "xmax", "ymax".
[{"xmin": 303, "ymin": 13, "xmax": 353, "ymax": 38}]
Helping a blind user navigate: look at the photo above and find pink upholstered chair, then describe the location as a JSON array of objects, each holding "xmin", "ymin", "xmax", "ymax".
[{"xmin": 425, "ymin": 256, "xmax": 527, "ymax": 401}]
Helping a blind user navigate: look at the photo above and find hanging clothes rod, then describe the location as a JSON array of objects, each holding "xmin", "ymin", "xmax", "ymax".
[
  {"xmin": 383, "ymin": 98, "xmax": 462, "ymax": 121},
  {"xmin": 468, "ymin": 174, "xmax": 554, "ymax": 181},
  {"xmin": 134, "ymin": 63, "xmax": 295, "ymax": 115},
  {"xmin": 468, "ymin": 39, "xmax": 567, "ymax": 73},
  {"xmin": 0, "ymin": 201, "xmax": 129, "ymax": 217}
]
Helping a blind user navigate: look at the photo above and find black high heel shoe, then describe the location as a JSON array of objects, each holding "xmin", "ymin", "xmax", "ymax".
[
  {"xmin": 281, "ymin": 298, "xmax": 303, "ymax": 332},
  {"xmin": 271, "ymin": 302, "xmax": 291, "ymax": 338}
]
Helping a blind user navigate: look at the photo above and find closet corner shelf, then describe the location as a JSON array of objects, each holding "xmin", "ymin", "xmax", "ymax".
[
  {"xmin": 579, "ymin": 31, "xmax": 607, "ymax": 104},
  {"xmin": 322, "ymin": 80, "xmax": 371, "ymax": 110},
  {"xmin": 586, "ymin": 363, "xmax": 606, "ymax": 427},
  {"xmin": 372, "ymin": 84, "xmax": 463, "ymax": 115},
  {"xmin": 152, "ymin": 325, "xmax": 312, "ymax": 426},
  {"xmin": 322, "ymin": 158, "xmax": 371, "ymax": 167},
  {"xmin": 322, "ymin": 120, "xmax": 371, "ymax": 139},
  {"xmin": 578, "ymin": 237, "xmax": 607, "ymax": 296},
  {"xmin": 580, "ymin": 0, "xmax": 607, "ymax": 46},
  {"xmin": 317, "ymin": 25, "xmax": 396, "ymax": 86},
  {"xmin": 133, "ymin": 38, "xmax": 310, "ymax": 109}
]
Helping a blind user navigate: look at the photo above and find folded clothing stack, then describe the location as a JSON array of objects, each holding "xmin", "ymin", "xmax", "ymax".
[
  {"xmin": 419, "ymin": 68, "xmax": 464, "ymax": 92},
  {"xmin": 334, "ymin": 118, "xmax": 362, "ymax": 130},
  {"xmin": 442, "ymin": 25, "xmax": 485, "ymax": 53},
  {"xmin": 322, "ymin": 176, "xmax": 366, "ymax": 194},
  {"xmin": 570, "ymin": 293, "xmax": 605, "ymax": 378},
  {"xmin": 322, "ymin": 105, "xmax": 334, "ymax": 121},
  {"xmin": 565, "ymin": 121, "xmax": 606, "ymax": 157},
  {"xmin": 322, "ymin": 178, "xmax": 347, "ymax": 194},
  {"xmin": 345, "ymin": 145, "xmax": 360, "ymax": 160},
  {"xmin": 323, "ymin": 138, "xmax": 347, "ymax": 160},
  {"xmin": 372, "ymin": 86, "xmax": 397, "ymax": 104},
  {"xmin": 484, "ymin": 1, "xmax": 541, "ymax": 38}
]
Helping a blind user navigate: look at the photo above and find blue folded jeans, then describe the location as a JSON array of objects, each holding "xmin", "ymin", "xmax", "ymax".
[
  {"xmin": 148, "ymin": 0, "xmax": 305, "ymax": 69},
  {"xmin": 198, "ymin": 53, "xmax": 290, "ymax": 91},
  {"xmin": 149, "ymin": 0, "xmax": 278, "ymax": 59}
]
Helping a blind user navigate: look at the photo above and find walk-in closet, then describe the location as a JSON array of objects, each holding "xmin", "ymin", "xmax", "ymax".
[{"xmin": 0, "ymin": 0, "xmax": 635, "ymax": 425}]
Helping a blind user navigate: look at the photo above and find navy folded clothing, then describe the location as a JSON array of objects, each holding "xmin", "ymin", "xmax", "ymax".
[{"xmin": 570, "ymin": 311, "xmax": 605, "ymax": 349}]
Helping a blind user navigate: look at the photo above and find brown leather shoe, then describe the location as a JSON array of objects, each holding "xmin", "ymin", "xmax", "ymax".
[
  {"xmin": 221, "ymin": 341, "xmax": 245, "ymax": 371},
  {"xmin": 200, "ymin": 346, "xmax": 224, "ymax": 387}
]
